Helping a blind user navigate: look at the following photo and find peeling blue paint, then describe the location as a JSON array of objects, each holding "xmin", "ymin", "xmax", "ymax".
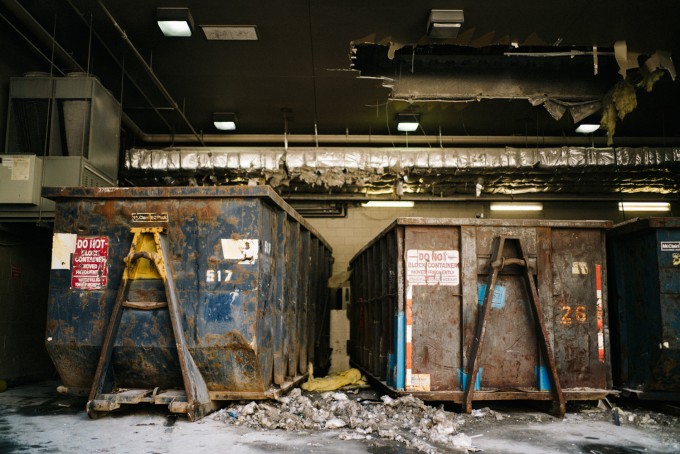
[
  {"xmin": 536, "ymin": 365, "xmax": 552, "ymax": 391},
  {"xmin": 395, "ymin": 312, "xmax": 405, "ymax": 390},
  {"xmin": 478, "ymin": 283, "xmax": 506, "ymax": 308},
  {"xmin": 459, "ymin": 368, "xmax": 483, "ymax": 391}
]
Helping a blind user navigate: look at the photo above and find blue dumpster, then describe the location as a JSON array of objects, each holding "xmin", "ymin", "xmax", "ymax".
[
  {"xmin": 44, "ymin": 186, "xmax": 332, "ymax": 419},
  {"xmin": 607, "ymin": 217, "xmax": 680, "ymax": 398}
]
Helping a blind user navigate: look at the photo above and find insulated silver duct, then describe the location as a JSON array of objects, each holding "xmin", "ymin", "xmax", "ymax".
[
  {"xmin": 124, "ymin": 146, "xmax": 680, "ymax": 196},
  {"xmin": 126, "ymin": 146, "xmax": 680, "ymax": 172}
]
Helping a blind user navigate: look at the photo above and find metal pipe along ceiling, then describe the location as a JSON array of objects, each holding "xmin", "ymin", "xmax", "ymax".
[
  {"xmin": 134, "ymin": 133, "xmax": 680, "ymax": 147},
  {"xmin": 64, "ymin": 0, "xmax": 175, "ymax": 134},
  {"xmin": 96, "ymin": 0, "xmax": 205, "ymax": 146},
  {"xmin": 0, "ymin": 0, "xmax": 150, "ymax": 140}
]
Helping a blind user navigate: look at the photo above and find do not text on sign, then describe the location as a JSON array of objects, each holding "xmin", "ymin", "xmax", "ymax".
[
  {"xmin": 71, "ymin": 237, "xmax": 109, "ymax": 290},
  {"xmin": 406, "ymin": 249, "xmax": 460, "ymax": 286}
]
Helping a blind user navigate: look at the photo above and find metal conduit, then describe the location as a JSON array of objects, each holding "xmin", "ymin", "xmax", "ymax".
[
  {"xmin": 0, "ymin": 0, "xmax": 81, "ymax": 74},
  {"xmin": 0, "ymin": 0, "xmax": 145, "ymax": 141},
  {"xmin": 96, "ymin": 0, "xmax": 205, "ymax": 146},
  {"xmin": 133, "ymin": 133, "xmax": 679, "ymax": 147},
  {"xmin": 64, "ymin": 0, "xmax": 175, "ymax": 135}
]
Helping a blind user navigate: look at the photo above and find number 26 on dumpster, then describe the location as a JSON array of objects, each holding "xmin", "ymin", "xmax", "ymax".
[{"xmin": 561, "ymin": 304, "xmax": 587, "ymax": 325}]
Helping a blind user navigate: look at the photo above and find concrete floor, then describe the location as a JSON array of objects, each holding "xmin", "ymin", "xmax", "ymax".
[{"xmin": 1, "ymin": 382, "xmax": 679, "ymax": 453}]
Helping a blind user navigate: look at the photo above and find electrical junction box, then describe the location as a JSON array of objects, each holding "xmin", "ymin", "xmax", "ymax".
[{"xmin": 0, "ymin": 155, "xmax": 43, "ymax": 205}]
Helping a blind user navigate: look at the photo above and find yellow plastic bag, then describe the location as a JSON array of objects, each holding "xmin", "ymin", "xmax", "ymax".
[{"xmin": 301, "ymin": 364, "xmax": 367, "ymax": 392}]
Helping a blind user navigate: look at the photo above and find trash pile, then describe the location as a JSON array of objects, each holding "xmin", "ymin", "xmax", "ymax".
[
  {"xmin": 572, "ymin": 399, "xmax": 680, "ymax": 429},
  {"xmin": 213, "ymin": 389, "xmax": 479, "ymax": 453},
  {"xmin": 213, "ymin": 380, "xmax": 680, "ymax": 453}
]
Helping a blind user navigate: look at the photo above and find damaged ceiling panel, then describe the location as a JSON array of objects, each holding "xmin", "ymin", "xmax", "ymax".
[
  {"xmin": 4, "ymin": 0, "xmax": 679, "ymax": 203},
  {"xmin": 5, "ymin": 1, "xmax": 679, "ymax": 144},
  {"xmin": 124, "ymin": 147, "xmax": 680, "ymax": 197},
  {"xmin": 357, "ymin": 44, "xmax": 616, "ymax": 102},
  {"xmin": 354, "ymin": 43, "xmax": 678, "ymax": 143}
]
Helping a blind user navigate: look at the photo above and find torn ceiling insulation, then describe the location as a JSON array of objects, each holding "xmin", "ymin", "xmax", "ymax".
[{"xmin": 123, "ymin": 147, "xmax": 680, "ymax": 197}]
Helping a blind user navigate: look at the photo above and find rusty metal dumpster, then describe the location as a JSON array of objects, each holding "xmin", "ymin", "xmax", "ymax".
[
  {"xmin": 349, "ymin": 218, "xmax": 613, "ymax": 414},
  {"xmin": 43, "ymin": 186, "xmax": 332, "ymax": 420},
  {"xmin": 607, "ymin": 217, "xmax": 680, "ymax": 399}
]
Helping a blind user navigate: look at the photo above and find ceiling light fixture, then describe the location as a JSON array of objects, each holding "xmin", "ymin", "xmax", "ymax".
[
  {"xmin": 427, "ymin": 10, "xmax": 464, "ymax": 39},
  {"xmin": 362, "ymin": 201, "xmax": 415, "ymax": 208},
  {"xmin": 396, "ymin": 113, "xmax": 420, "ymax": 132},
  {"xmin": 213, "ymin": 112, "xmax": 238, "ymax": 131},
  {"xmin": 490, "ymin": 202, "xmax": 544, "ymax": 212},
  {"xmin": 618, "ymin": 202, "xmax": 670, "ymax": 212},
  {"xmin": 575, "ymin": 123, "xmax": 600, "ymax": 133},
  {"xmin": 156, "ymin": 7, "xmax": 194, "ymax": 37}
]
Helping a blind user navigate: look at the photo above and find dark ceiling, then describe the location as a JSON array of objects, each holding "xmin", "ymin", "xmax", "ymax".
[{"xmin": 2, "ymin": 0, "xmax": 680, "ymax": 148}]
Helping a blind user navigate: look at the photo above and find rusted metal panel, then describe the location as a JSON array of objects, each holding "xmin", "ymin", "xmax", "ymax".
[
  {"xmin": 44, "ymin": 186, "xmax": 332, "ymax": 407},
  {"xmin": 607, "ymin": 217, "xmax": 680, "ymax": 397},
  {"xmin": 297, "ymin": 230, "xmax": 311, "ymax": 374},
  {"xmin": 273, "ymin": 210, "xmax": 287, "ymax": 385},
  {"xmin": 405, "ymin": 227, "xmax": 461, "ymax": 392},
  {"xmin": 320, "ymin": 245, "xmax": 333, "ymax": 371},
  {"xmin": 349, "ymin": 218, "xmax": 613, "ymax": 404},
  {"xmin": 473, "ymin": 228, "xmax": 538, "ymax": 390},
  {"xmin": 550, "ymin": 228, "xmax": 609, "ymax": 389}
]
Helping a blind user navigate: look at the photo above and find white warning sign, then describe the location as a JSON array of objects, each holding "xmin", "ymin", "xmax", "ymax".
[
  {"xmin": 661, "ymin": 241, "xmax": 680, "ymax": 252},
  {"xmin": 406, "ymin": 249, "xmax": 459, "ymax": 286},
  {"xmin": 221, "ymin": 239, "xmax": 259, "ymax": 264}
]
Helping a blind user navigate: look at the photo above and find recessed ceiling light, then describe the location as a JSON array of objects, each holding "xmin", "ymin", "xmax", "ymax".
[
  {"xmin": 213, "ymin": 112, "xmax": 237, "ymax": 131},
  {"xmin": 156, "ymin": 7, "xmax": 194, "ymax": 37},
  {"xmin": 576, "ymin": 123, "xmax": 600, "ymax": 133},
  {"xmin": 396, "ymin": 113, "xmax": 420, "ymax": 132},
  {"xmin": 427, "ymin": 10, "xmax": 464, "ymax": 39},
  {"xmin": 202, "ymin": 25, "xmax": 259, "ymax": 41}
]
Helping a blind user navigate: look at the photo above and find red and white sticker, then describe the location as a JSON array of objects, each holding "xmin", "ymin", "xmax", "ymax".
[
  {"xmin": 71, "ymin": 237, "xmax": 109, "ymax": 290},
  {"xmin": 596, "ymin": 264, "xmax": 604, "ymax": 363},
  {"xmin": 10, "ymin": 265, "xmax": 21, "ymax": 280},
  {"xmin": 406, "ymin": 249, "xmax": 459, "ymax": 286}
]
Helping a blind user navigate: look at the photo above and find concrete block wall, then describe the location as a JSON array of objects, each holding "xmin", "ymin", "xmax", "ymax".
[{"xmin": 307, "ymin": 201, "xmax": 633, "ymax": 275}]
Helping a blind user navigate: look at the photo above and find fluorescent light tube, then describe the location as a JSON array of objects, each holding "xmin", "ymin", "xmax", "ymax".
[
  {"xmin": 362, "ymin": 201, "xmax": 415, "ymax": 208},
  {"xmin": 490, "ymin": 202, "xmax": 543, "ymax": 211},
  {"xmin": 618, "ymin": 202, "xmax": 670, "ymax": 212}
]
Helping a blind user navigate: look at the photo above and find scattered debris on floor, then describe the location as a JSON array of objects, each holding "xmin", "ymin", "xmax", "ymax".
[
  {"xmin": 214, "ymin": 387, "xmax": 680, "ymax": 454},
  {"xmin": 214, "ymin": 389, "xmax": 485, "ymax": 452},
  {"xmin": 577, "ymin": 402, "xmax": 680, "ymax": 428}
]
